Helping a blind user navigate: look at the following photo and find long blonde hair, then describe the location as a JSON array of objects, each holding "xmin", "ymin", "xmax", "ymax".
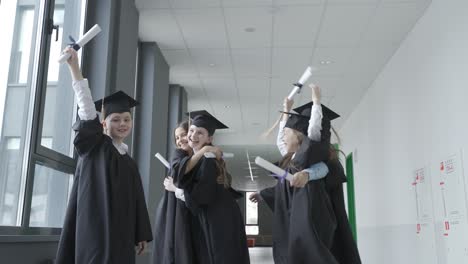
[
  {"xmin": 280, "ymin": 127, "xmax": 344, "ymax": 169},
  {"xmin": 215, "ymin": 159, "xmax": 231, "ymax": 189}
]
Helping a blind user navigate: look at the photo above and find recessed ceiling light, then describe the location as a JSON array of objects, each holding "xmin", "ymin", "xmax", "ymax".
[
  {"xmin": 268, "ymin": 6, "xmax": 280, "ymax": 14},
  {"xmin": 320, "ymin": 60, "xmax": 334, "ymax": 65},
  {"xmin": 244, "ymin": 27, "xmax": 256, "ymax": 33},
  {"xmin": 209, "ymin": 63, "xmax": 216, "ymax": 67}
]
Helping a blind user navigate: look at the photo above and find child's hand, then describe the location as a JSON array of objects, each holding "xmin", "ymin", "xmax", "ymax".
[
  {"xmin": 290, "ymin": 171, "xmax": 309, "ymax": 188},
  {"xmin": 203, "ymin": 146, "xmax": 223, "ymax": 160},
  {"xmin": 63, "ymin": 47, "xmax": 79, "ymax": 69},
  {"xmin": 163, "ymin": 177, "xmax": 176, "ymax": 192},
  {"xmin": 249, "ymin": 192, "xmax": 262, "ymax": 203},
  {"xmin": 310, "ymin": 84, "xmax": 321, "ymax": 104},
  {"xmin": 136, "ymin": 241, "xmax": 147, "ymax": 255},
  {"xmin": 283, "ymin": 97, "xmax": 294, "ymax": 112},
  {"xmin": 62, "ymin": 47, "xmax": 83, "ymax": 81}
]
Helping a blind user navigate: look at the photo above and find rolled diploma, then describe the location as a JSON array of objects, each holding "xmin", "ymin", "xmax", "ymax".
[
  {"xmin": 155, "ymin": 153, "xmax": 170, "ymax": 169},
  {"xmin": 287, "ymin": 66, "xmax": 313, "ymax": 100},
  {"xmin": 204, "ymin": 152, "xmax": 234, "ymax": 159},
  {"xmin": 58, "ymin": 24, "xmax": 102, "ymax": 63},
  {"xmin": 255, "ymin": 156, "xmax": 293, "ymax": 181}
]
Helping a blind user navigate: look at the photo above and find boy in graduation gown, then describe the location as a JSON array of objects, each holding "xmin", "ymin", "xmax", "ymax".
[{"xmin": 55, "ymin": 48, "xmax": 153, "ymax": 264}]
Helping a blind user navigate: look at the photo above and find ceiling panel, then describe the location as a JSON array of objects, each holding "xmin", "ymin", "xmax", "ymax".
[
  {"xmin": 135, "ymin": 0, "xmax": 170, "ymax": 9},
  {"xmin": 232, "ymin": 49, "xmax": 271, "ymax": 77},
  {"xmin": 202, "ymin": 77, "xmax": 239, "ymax": 100},
  {"xmin": 311, "ymin": 47, "xmax": 354, "ymax": 75},
  {"xmin": 172, "ymin": 78, "xmax": 203, "ymax": 98},
  {"xmin": 271, "ymin": 48, "xmax": 314, "ymax": 78},
  {"xmin": 222, "ymin": 0, "xmax": 273, "ymax": 7},
  {"xmin": 273, "ymin": 5, "xmax": 322, "ymax": 47},
  {"xmin": 360, "ymin": 2, "xmax": 429, "ymax": 46},
  {"xmin": 171, "ymin": 0, "xmax": 221, "ymax": 9},
  {"xmin": 237, "ymin": 77, "xmax": 270, "ymax": 98},
  {"xmin": 161, "ymin": 49, "xmax": 198, "ymax": 79},
  {"xmin": 317, "ymin": 4, "xmax": 376, "ymax": 47},
  {"xmin": 190, "ymin": 49, "xmax": 233, "ymax": 77},
  {"xmin": 224, "ymin": 7, "xmax": 272, "ymax": 48},
  {"xmin": 139, "ymin": 10, "xmax": 186, "ymax": 50},
  {"xmin": 173, "ymin": 8, "xmax": 228, "ymax": 49},
  {"xmin": 274, "ymin": 0, "xmax": 323, "ymax": 5},
  {"xmin": 346, "ymin": 44, "xmax": 399, "ymax": 74}
]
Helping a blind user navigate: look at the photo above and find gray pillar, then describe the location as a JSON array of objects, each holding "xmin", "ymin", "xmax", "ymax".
[
  {"xmin": 81, "ymin": 0, "xmax": 139, "ymax": 151},
  {"xmin": 81, "ymin": 0, "xmax": 117, "ymax": 99},
  {"xmin": 134, "ymin": 42, "xmax": 170, "ymax": 225},
  {"xmin": 167, "ymin": 84, "xmax": 187, "ymax": 158}
]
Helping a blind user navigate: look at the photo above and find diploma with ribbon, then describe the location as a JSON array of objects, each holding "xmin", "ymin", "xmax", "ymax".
[
  {"xmin": 204, "ymin": 152, "xmax": 234, "ymax": 159},
  {"xmin": 154, "ymin": 153, "xmax": 170, "ymax": 169},
  {"xmin": 255, "ymin": 156, "xmax": 293, "ymax": 182},
  {"xmin": 58, "ymin": 24, "xmax": 102, "ymax": 63},
  {"xmin": 287, "ymin": 66, "xmax": 313, "ymax": 100},
  {"xmin": 261, "ymin": 66, "xmax": 314, "ymax": 138}
]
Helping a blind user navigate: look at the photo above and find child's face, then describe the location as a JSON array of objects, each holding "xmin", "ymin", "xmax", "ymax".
[
  {"xmin": 103, "ymin": 112, "xmax": 133, "ymax": 141},
  {"xmin": 188, "ymin": 125, "xmax": 212, "ymax": 152},
  {"xmin": 282, "ymin": 127, "xmax": 300, "ymax": 153},
  {"xmin": 175, "ymin": 127, "xmax": 190, "ymax": 152}
]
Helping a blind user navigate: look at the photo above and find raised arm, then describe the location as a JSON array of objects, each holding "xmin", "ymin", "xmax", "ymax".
[
  {"xmin": 307, "ymin": 84, "xmax": 323, "ymax": 141},
  {"xmin": 277, "ymin": 97, "xmax": 294, "ymax": 156}
]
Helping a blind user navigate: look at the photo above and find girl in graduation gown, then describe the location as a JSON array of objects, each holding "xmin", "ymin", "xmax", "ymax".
[
  {"xmin": 171, "ymin": 111, "xmax": 250, "ymax": 264},
  {"xmin": 291, "ymin": 103, "xmax": 362, "ymax": 264},
  {"xmin": 55, "ymin": 48, "xmax": 153, "ymax": 264},
  {"xmin": 152, "ymin": 121, "xmax": 223, "ymax": 264},
  {"xmin": 250, "ymin": 84, "xmax": 340, "ymax": 264},
  {"xmin": 152, "ymin": 121, "xmax": 193, "ymax": 264}
]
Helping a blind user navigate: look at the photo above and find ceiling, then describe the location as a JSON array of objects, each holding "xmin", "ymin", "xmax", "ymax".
[{"xmin": 136, "ymin": 0, "xmax": 431, "ymax": 190}]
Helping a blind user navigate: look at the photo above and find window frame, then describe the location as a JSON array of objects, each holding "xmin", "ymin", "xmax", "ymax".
[{"xmin": 0, "ymin": 0, "xmax": 87, "ymax": 237}]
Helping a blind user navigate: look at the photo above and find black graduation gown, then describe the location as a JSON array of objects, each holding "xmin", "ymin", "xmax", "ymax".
[
  {"xmin": 152, "ymin": 149, "xmax": 193, "ymax": 264},
  {"xmin": 55, "ymin": 117, "xmax": 153, "ymax": 264},
  {"xmin": 325, "ymin": 159, "xmax": 362, "ymax": 264},
  {"xmin": 260, "ymin": 139, "xmax": 338, "ymax": 264},
  {"xmin": 175, "ymin": 155, "xmax": 250, "ymax": 264}
]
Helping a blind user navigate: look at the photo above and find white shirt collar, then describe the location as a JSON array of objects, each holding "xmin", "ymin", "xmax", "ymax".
[{"xmin": 113, "ymin": 141, "xmax": 128, "ymax": 155}]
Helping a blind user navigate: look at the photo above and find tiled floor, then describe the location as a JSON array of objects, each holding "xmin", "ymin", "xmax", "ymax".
[{"xmin": 249, "ymin": 247, "xmax": 274, "ymax": 264}]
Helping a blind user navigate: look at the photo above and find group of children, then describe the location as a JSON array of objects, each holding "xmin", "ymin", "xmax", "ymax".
[{"xmin": 55, "ymin": 47, "xmax": 361, "ymax": 264}]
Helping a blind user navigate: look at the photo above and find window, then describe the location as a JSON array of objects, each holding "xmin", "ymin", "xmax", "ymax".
[
  {"xmin": 30, "ymin": 164, "xmax": 73, "ymax": 228},
  {"xmin": 0, "ymin": 1, "xmax": 42, "ymax": 227},
  {"xmin": 39, "ymin": 1, "xmax": 84, "ymax": 157},
  {"xmin": 0, "ymin": 137, "xmax": 22, "ymax": 226},
  {"xmin": 245, "ymin": 191, "xmax": 259, "ymax": 235},
  {"xmin": 0, "ymin": 0, "xmax": 85, "ymax": 230}
]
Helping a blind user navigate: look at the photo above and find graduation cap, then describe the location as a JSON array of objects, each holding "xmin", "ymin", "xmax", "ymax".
[
  {"xmin": 293, "ymin": 101, "xmax": 340, "ymax": 121},
  {"xmin": 94, "ymin": 91, "xmax": 139, "ymax": 119},
  {"xmin": 187, "ymin": 110, "xmax": 228, "ymax": 136},
  {"xmin": 282, "ymin": 111, "xmax": 310, "ymax": 136},
  {"xmin": 283, "ymin": 102, "xmax": 339, "ymax": 142}
]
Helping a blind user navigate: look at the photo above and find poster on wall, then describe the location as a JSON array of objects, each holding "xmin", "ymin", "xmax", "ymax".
[
  {"xmin": 438, "ymin": 155, "xmax": 467, "ymax": 221},
  {"xmin": 413, "ymin": 167, "xmax": 434, "ymax": 223},
  {"xmin": 432, "ymin": 151, "xmax": 468, "ymax": 264},
  {"xmin": 411, "ymin": 166, "xmax": 438, "ymax": 264}
]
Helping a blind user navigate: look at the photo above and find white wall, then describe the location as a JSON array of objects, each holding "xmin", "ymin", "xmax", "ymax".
[{"xmin": 339, "ymin": 0, "xmax": 468, "ymax": 263}]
